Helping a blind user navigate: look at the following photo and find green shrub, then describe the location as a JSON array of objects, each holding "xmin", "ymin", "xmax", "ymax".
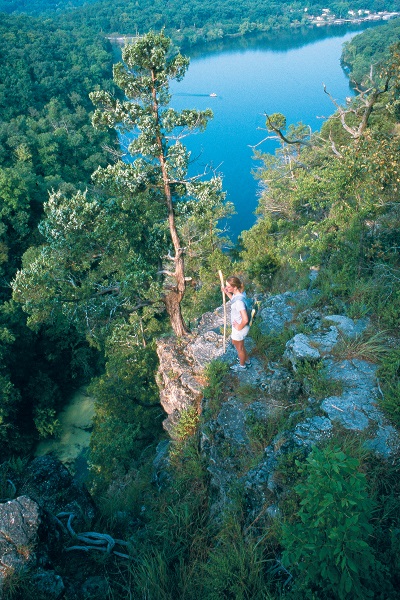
[
  {"xmin": 203, "ymin": 359, "xmax": 229, "ymax": 416},
  {"xmin": 89, "ymin": 343, "xmax": 162, "ymax": 490},
  {"xmin": 294, "ymin": 360, "xmax": 343, "ymax": 400},
  {"xmin": 250, "ymin": 322, "xmax": 292, "ymax": 361},
  {"xmin": 247, "ymin": 253, "xmax": 280, "ymax": 288},
  {"xmin": 377, "ymin": 348, "xmax": 400, "ymax": 425},
  {"xmin": 362, "ymin": 453, "xmax": 400, "ymax": 593},
  {"xmin": 332, "ymin": 330, "xmax": 389, "ymax": 362},
  {"xmin": 281, "ymin": 445, "xmax": 384, "ymax": 599},
  {"xmin": 198, "ymin": 521, "xmax": 275, "ymax": 600},
  {"xmin": 171, "ymin": 406, "xmax": 200, "ymax": 442}
]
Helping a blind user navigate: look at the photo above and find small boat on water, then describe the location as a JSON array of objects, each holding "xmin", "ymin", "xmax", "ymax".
[{"xmin": 209, "ymin": 92, "xmax": 217, "ymax": 97}]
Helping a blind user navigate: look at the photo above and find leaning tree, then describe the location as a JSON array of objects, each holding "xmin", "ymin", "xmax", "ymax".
[{"xmin": 90, "ymin": 31, "xmax": 224, "ymax": 336}]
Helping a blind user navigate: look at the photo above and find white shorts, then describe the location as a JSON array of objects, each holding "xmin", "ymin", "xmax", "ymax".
[{"xmin": 231, "ymin": 325, "xmax": 250, "ymax": 342}]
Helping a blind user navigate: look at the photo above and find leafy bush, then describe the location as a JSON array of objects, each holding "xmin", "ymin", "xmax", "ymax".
[
  {"xmin": 203, "ymin": 359, "xmax": 229, "ymax": 416},
  {"xmin": 377, "ymin": 348, "xmax": 400, "ymax": 425},
  {"xmin": 281, "ymin": 445, "xmax": 384, "ymax": 599}
]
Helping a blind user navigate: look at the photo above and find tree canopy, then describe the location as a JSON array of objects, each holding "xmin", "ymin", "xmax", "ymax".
[{"xmin": 13, "ymin": 31, "xmax": 231, "ymax": 340}]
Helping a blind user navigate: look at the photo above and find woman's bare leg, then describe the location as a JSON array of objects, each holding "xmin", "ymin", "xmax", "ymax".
[{"xmin": 232, "ymin": 339, "xmax": 248, "ymax": 366}]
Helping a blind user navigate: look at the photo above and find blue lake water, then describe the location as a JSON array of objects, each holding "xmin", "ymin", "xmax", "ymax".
[{"xmin": 169, "ymin": 24, "xmax": 382, "ymax": 238}]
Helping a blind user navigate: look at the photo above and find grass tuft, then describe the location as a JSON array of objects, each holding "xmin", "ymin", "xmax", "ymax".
[{"xmin": 332, "ymin": 329, "xmax": 390, "ymax": 362}]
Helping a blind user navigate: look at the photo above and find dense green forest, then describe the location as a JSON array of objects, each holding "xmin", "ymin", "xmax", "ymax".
[
  {"xmin": 342, "ymin": 15, "xmax": 400, "ymax": 81},
  {"xmin": 2, "ymin": 0, "xmax": 400, "ymax": 48},
  {"xmin": 1, "ymin": 0, "xmax": 400, "ymax": 596},
  {"xmin": 0, "ymin": 0, "xmax": 98, "ymax": 15},
  {"xmin": 0, "ymin": 11, "xmax": 115, "ymax": 451}
]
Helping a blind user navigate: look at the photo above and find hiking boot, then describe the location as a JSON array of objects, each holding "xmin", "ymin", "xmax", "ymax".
[
  {"xmin": 230, "ymin": 363, "xmax": 248, "ymax": 372},
  {"xmin": 236, "ymin": 358, "xmax": 252, "ymax": 367}
]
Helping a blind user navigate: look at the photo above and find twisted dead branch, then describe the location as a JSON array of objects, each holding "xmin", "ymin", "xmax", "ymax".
[{"xmin": 57, "ymin": 512, "xmax": 130, "ymax": 559}]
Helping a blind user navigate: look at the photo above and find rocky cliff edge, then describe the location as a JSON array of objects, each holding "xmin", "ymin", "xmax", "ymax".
[{"xmin": 156, "ymin": 288, "xmax": 399, "ymax": 523}]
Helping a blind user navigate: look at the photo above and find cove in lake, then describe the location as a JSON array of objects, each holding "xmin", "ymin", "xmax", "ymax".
[{"xmin": 169, "ymin": 22, "xmax": 383, "ymax": 239}]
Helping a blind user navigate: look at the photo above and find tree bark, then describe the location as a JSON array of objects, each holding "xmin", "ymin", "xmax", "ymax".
[
  {"xmin": 151, "ymin": 69, "xmax": 189, "ymax": 336},
  {"xmin": 164, "ymin": 289, "xmax": 189, "ymax": 337}
]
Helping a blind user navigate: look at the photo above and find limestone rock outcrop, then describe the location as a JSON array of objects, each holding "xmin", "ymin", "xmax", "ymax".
[
  {"xmin": 0, "ymin": 496, "xmax": 41, "ymax": 592},
  {"xmin": 0, "ymin": 494, "xmax": 66, "ymax": 599},
  {"xmin": 156, "ymin": 288, "xmax": 399, "ymax": 525}
]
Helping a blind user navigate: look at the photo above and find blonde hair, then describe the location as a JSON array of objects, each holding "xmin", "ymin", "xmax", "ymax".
[{"xmin": 226, "ymin": 276, "xmax": 244, "ymax": 292}]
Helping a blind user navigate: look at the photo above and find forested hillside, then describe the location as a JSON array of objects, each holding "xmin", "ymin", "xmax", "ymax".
[
  {"xmin": 0, "ymin": 0, "xmax": 98, "ymax": 15},
  {"xmin": 2, "ymin": 0, "xmax": 400, "ymax": 48},
  {"xmin": 342, "ymin": 15, "xmax": 400, "ymax": 82},
  {"xmin": 0, "ymin": 11, "xmax": 115, "ymax": 453}
]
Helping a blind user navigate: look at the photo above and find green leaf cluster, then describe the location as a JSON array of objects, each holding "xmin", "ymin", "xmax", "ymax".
[
  {"xmin": 89, "ymin": 338, "xmax": 162, "ymax": 490},
  {"xmin": 281, "ymin": 446, "xmax": 383, "ymax": 599}
]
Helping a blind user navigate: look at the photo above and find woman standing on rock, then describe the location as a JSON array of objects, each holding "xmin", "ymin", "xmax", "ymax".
[{"xmin": 221, "ymin": 276, "xmax": 251, "ymax": 371}]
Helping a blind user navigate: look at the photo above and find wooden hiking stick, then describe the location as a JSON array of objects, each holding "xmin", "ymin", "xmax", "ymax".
[{"xmin": 218, "ymin": 270, "xmax": 227, "ymax": 353}]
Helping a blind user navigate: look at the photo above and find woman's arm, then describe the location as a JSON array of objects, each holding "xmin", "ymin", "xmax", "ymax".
[{"xmin": 233, "ymin": 308, "xmax": 249, "ymax": 330}]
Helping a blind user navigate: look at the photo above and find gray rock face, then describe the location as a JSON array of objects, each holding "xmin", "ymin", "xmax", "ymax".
[
  {"xmin": 320, "ymin": 359, "xmax": 398, "ymax": 456},
  {"xmin": 308, "ymin": 326, "xmax": 339, "ymax": 354},
  {"xmin": 0, "ymin": 457, "xmax": 104, "ymax": 598},
  {"xmin": 365, "ymin": 425, "xmax": 400, "ymax": 457},
  {"xmin": 156, "ymin": 288, "xmax": 399, "ymax": 527},
  {"xmin": 216, "ymin": 399, "xmax": 249, "ymax": 445},
  {"xmin": 284, "ymin": 333, "xmax": 321, "ymax": 366},
  {"xmin": 186, "ymin": 330, "xmax": 232, "ymax": 372},
  {"xmin": 284, "ymin": 327, "xmax": 343, "ymax": 368},
  {"xmin": 258, "ymin": 292, "xmax": 294, "ymax": 334},
  {"xmin": 297, "ymin": 308, "xmax": 323, "ymax": 331},
  {"xmin": 202, "ymin": 394, "xmax": 293, "ymax": 523},
  {"xmin": 202, "ymin": 398, "xmax": 249, "ymax": 519},
  {"xmin": 20, "ymin": 455, "xmax": 96, "ymax": 528},
  {"xmin": 243, "ymin": 413, "xmax": 332, "ymax": 527},
  {"xmin": 156, "ymin": 337, "xmax": 205, "ymax": 433},
  {"xmin": 258, "ymin": 290, "xmax": 319, "ymax": 335},
  {"xmin": 324, "ymin": 314, "xmax": 369, "ymax": 338},
  {"xmin": 156, "ymin": 301, "xmax": 256, "ymax": 431},
  {"xmin": 293, "ymin": 416, "xmax": 333, "ymax": 446},
  {"xmin": 152, "ymin": 440, "xmax": 171, "ymax": 490},
  {"xmin": 0, "ymin": 496, "xmax": 40, "ymax": 589},
  {"xmin": 0, "ymin": 496, "xmax": 64, "ymax": 598},
  {"xmin": 322, "ymin": 359, "xmax": 380, "ymax": 430},
  {"xmin": 267, "ymin": 367, "xmax": 301, "ymax": 399}
]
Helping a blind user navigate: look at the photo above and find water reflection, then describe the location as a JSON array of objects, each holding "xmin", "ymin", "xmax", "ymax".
[{"xmin": 35, "ymin": 387, "xmax": 95, "ymax": 480}]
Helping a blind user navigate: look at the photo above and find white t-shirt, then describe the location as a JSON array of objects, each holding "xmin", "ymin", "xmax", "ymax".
[{"xmin": 231, "ymin": 297, "xmax": 246, "ymax": 326}]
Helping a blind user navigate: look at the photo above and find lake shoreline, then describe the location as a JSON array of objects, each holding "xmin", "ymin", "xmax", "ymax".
[
  {"xmin": 169, "ymin": 22, "xmax": 388, "ymax": 238},
  {"xmin": 107, "ymin": 12, "xmax": 399, "ymax": 53}
]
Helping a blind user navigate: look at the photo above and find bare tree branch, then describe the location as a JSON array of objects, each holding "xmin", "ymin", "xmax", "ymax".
[
  {"xmin": 323, "ymin": 68, "xmax": 391, "ymax": 139},
  {"xmin": 264, "ymin": 114, "xmax": 312, "ymax": 147}
]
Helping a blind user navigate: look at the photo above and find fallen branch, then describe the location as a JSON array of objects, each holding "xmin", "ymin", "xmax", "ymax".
[{"xmin": 57, "ymin": 512, "xmax": 131, "ymax": 560}]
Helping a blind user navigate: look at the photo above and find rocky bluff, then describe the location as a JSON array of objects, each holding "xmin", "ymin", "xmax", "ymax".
[
  {"xmin": 2, "ymin": 287, "xmax": 398, "ymax": 596},
  {"xmin": 156, "ymin": 288, "xmax": 399, "ymax": 525}
]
